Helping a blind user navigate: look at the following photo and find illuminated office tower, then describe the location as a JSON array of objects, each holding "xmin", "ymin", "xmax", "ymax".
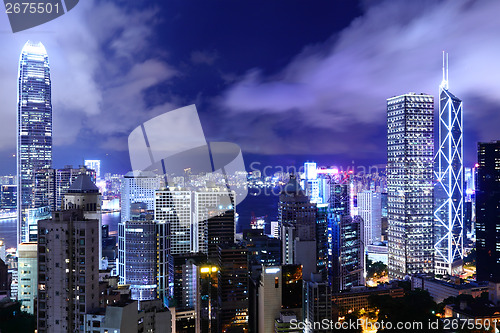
[
  {"xmin": 84, "ymin": 159, "xmax": 101, "ymax": 178},
  {"xmin": 434, "ymin": 54, "xmax": 464, "ymax": 276},
  {"xmin": 193, "ymin": 188, "xmax": 235, "ymax": 258},
  {"xmin": 17, "ymin": 41, "xmax": 52, "ymax": 245},
  {"xmin": 119, "ymin": 219, "xmax": 157, "ymax": 301},
  {"xmin": 155, "ymin": 189, "xmax": 192, "ymax": 254},
  {"xmin": 357, "ymin": 190, "xmax": 382, "ymax": 246},
  {"xmin": 1, "ymin": 185, "xmax": 16, "ymax": 208},
  {"xmin": 303, "ymin": 162, "xmax": 321, "ymax": 203},
  {"xmin": 121, "ymin": 171, "xmax": 163, "ymax": 223},
  {"xmin": 118, "ymin": 216, "xmax": 172, "ymax": 303},
  {"xmin": 387, "ymin": 93, "xmax": 434, "ymax": 279},
  {"xmin": 37, "ymin": 209, "xmax": 99, "ymax": 333},
  {"xmin": 476, "ymin": 141, "xmax": 500, "ymax": 282},
  {"xmin": 302, "ymin": 162, "xmax": 331, "ymax": 204},
  {"xmin": 330, "ymin": 215, "xmax": 365, "ymax": 292},
  {"xmin": 17, "ymin": 242, "xmax": 37, "ymax": 314}
]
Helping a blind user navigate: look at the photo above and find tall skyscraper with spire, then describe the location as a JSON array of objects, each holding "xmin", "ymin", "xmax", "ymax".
[
  {"xmin": 434, "ymin": 52, "xmax": 464, "ymax": 276},
  {"xmin": 17, "ymin": 41, "xmax": 52, "ymax": 244}
]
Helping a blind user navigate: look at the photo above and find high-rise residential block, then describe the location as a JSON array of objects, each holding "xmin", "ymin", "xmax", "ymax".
[
  {"xmin": 62, "ymin": 174, "xmax": 103, "ymax": 269},
  {"xmin": 17, "ymin": 41, "xmax": 52, "ymax": 244},
  {"xmin": 37, "ymin": 209, "xmax": 100, "ymax": 333},
  {"xmin": 434, "ymin": 55, "xmax": 464, "ymax": 276},
  {"xmin": 387, "ymin": 93, "xmax": 434, "ymax": 279},
  {"xmin": 476, "ymin": 141, "xmax": 500, "ymax": 282},
  {"xmin": 17, "ymin": 242, "xmax": 37, "ymax": 314}
]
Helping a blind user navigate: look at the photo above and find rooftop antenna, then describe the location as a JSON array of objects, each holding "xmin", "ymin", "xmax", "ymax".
[
  {"xmin": 441, "ymin": 51, "xmax": 449, "ymax": 90},
  {"xmin": 446, "ymin": 52, "xmax": 449, "ymax": 87}
]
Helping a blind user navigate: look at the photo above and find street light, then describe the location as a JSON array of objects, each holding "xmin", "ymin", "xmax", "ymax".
[{"xmin": 200, "ymin": 265, "xmax": 218, "ymax": 332}]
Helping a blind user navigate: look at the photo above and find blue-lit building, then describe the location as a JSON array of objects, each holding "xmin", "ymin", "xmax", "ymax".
[
  {"xmin": 118, "ymin": 214, "xmax": 173, "ymax": 303},
  {"xmin": 17, "ymin": 41, "xmax": 52, "ymax": 244},
  {"xmin": 434, "ymin": 53, "xmax": 464, "ymax": 276}
]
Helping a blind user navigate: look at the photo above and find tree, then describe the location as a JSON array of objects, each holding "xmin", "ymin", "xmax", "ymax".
[{"xmin": 368, "ymin": 289, "xmax": 442, "ymax": 332}]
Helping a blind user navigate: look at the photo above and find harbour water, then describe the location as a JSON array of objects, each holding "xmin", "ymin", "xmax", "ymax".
[{"xmin": 0, "ymin": 191, "xmax": 279, "ymax": 249}]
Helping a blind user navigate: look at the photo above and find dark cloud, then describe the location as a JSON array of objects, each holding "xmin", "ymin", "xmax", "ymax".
[
  {"xmin": 0, "ymin": 0, "xmax": 177, "ymax": 152},
  {"xmin": 219, "ymin": 0, "xmax": 500, "ymax": 161}
]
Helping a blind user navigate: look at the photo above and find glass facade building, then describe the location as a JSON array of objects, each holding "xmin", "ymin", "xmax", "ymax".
[
  {"xmin": 17, "ymin": 41, "xmax": 52, "ymax": 244},
  {"xmin": 387, "ymin": 93, "xmax": 434, "ymax": 279},
  {"xmin": 434, "ymin": 56, "xmax": 464, "ymax": 276}
]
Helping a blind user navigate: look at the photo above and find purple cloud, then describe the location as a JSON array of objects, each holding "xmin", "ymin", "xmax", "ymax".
[{"xmin": 219, "ymin": 0, "xmax": 500, "ymax": 157}]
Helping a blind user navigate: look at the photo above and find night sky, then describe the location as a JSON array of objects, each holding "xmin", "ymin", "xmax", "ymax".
[{"xmin": 0, "ymin": 0, "xmax": 499, "ymax": 175}]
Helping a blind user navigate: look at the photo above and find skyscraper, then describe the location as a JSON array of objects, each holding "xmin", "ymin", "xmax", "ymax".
[
  {"xmin": 434, "ymin": 54, "xmax": 464, "ymax": 276},
  {"xmin": 193, "ymin": 188, "xmax": 236, "ymax": 258},
  {"xmin": 118, "ymin": 215, "xmax": 173, "ymax": 303},
  {"xmin": 357, "ymin": 190, "xmax": 382, "ymax": 246},
  {"xmin": 217, "ymin": 244, "xmax": 249, "ymax": 332},
  {"xmin": 84, "ymin": 159, "xmax": 101, "ymax": 178},
  {"xmin": 387, "ymin": 93, "xmax": 434, "ymax": 279},
  {"xmin": 37, "ymin": 209, "xmax": 100, "ymax": 333},
  {"xmin": 62, "ymin": 174, "xmax": 103, "ymax": 269},
  {"xmin": 17, "ymin": 41, "xmax": 52, "ymax": 244},
  {"xmin": 476, "ymin": 141, "xmax": 500, "ymax": 282},
  {"xmin": 121, "ymin": 171, "xmax": 164, "ymax": 223},
  {"xmin": 279, "ymin": 174, "xmax": 317, "ymax": 277},
  {"xmin": 155, "ymin": 189, "xmax": 192, "ymax": 255},
  {"xmin": 330, "ymin": 215, "xmax": 365, "ymax": 292}
]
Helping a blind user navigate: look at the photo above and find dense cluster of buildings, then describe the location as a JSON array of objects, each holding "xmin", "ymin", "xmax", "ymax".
[{"xmin": 0, "ymin": 41, "xmax": 498, "ymax": 332}]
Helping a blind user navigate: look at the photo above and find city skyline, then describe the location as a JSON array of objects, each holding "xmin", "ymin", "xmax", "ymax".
[
  {"xmin": 1, "ymin": 1, "xmax": 500, "ymax": 331},
  {"xmin": 0, "ymin": 1, "xmax": 499, "ymax": 175}
]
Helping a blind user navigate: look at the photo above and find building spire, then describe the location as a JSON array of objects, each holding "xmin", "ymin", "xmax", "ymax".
[{"xmin": 441, "ymin": 51, "xmax": 449, "ymax": 90}]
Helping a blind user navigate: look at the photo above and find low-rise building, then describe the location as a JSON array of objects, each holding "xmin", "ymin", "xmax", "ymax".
[
  {"xmin": 411, "ymin": 274, "xmax": 488, "ymax": 303},
  {"xmin": 332, "ymin": 284, "xmax": 404, "ymax": 316},
  {"xmin": 84, "ymin": 299, "xmax": 172, "ymax": 333}
]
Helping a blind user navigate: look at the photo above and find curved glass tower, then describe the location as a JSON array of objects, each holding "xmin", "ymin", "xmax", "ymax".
[
  {"xmin": 434, "ymin": 53, "xmax": 464, "ymax": 276},
  {"xmin": 17, "ymin": 41, "xmax": 52, "ymax": 244}
]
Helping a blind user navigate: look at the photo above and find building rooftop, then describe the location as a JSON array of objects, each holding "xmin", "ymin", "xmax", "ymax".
[
  {"xmin": 280, "ymin": 174, "xmax": 305, "ymax": 196},
  {"xmin": 413, "ymin": 274, "xmax": 488, "ymax": 291},
  {"xmin": 68, "ymin": 174, "xmax": 99, "ymax": 193}
]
